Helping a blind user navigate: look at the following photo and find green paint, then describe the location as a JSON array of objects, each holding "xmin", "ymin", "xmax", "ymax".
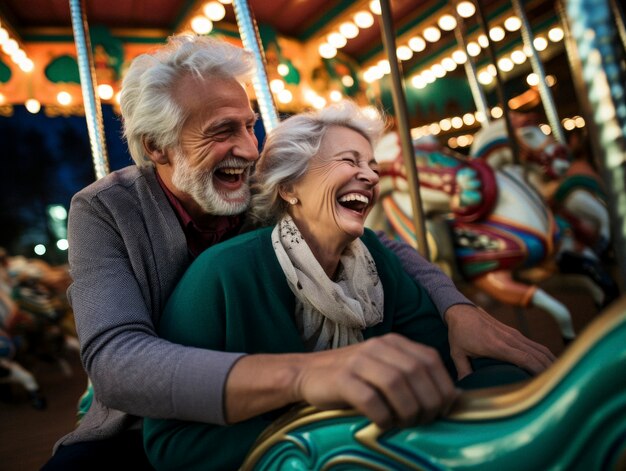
[
  {"xmin": 0, "ymin": 59, "xmax": 11, "ymax": 83},
  {"xmin": 45, "ymin": 55, "xmax": 80, "ymax": 84}
]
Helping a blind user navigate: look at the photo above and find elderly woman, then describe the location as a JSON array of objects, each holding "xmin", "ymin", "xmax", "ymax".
[{"xmin": 143, "ymin": 102, "xmax": 518, "ymax": 470}]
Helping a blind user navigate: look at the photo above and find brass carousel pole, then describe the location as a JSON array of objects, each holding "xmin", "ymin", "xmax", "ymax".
[
  {"xmin": 452, "ymin": 4, "xmax": 490, "ymax": 128},
  {"xmin": 511, "ymin": 0, "xmax": 567, "ymax": 145},
  {"xmin": 474, "ymin": 0, "xmax": 522, "ymax": 164},
  {"xmin": 559, "ymin": 0, "xmax": 626, "ymax": 289},
  {"xmin": 68, "ymin": 0, "xmax": 109, "ymax": 179},
  {"xmin": 378, "ymin": 0, "xmax": 430, "ymax": 260},
  {"xmin": 232, "ymin": 0, "xmax": 280, "ymax": 132}
]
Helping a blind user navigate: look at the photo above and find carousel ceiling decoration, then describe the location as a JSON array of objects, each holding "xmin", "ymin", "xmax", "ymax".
[{"xmin": 0, "ymin": 0, "xmax": 577, "ymax": 138}]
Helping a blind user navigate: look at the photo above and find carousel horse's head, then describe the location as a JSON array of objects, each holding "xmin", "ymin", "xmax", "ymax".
[{"xmin": 471, "ymin": 112, "xmax": 571, "ymax": 179}]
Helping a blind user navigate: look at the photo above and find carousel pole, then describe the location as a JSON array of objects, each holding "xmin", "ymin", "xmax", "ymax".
[
  {"xmin": 452, "ymin": 5, "xmax": 490, "ymax": 128},
  {"xmin": 474, "ymin": 0, "xmax": 522, "ymax": 164},
  {"xmin": 232, "ymin": 0, "xmax": 280, "ymax": 132},
  {"xmin": 511, "ymin": 0, "xmax": 567, "ymax": 145},
  {"xmin": 559, "ymin": 0, "xmax": 626, "ymax": 289},
  {"xmin": 378, "ymin": 0, "xmax": 430, "ymax": 260},
  {"xmin": 68, "ymin": 0, "xmax": 109, "ymax": 179}
]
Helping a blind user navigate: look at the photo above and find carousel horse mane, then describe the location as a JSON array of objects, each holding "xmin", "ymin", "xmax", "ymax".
[{"xmin": 241, "ymin": 295, "xmax": 626, "ymax": 470}]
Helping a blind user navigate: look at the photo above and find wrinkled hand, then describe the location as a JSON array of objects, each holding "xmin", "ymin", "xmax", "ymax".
[
  {"xmin": 293, "ymin": 333, "xmax": 459, "ymax": 429},
  {"xmin": 445, "ymin": 304, "xmax": 555, "ymax": 379}
]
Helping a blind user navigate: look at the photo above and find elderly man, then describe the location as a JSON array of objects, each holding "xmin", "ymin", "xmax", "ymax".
[{"xmin": 43, "ymin": 34, "xmax": 553, "ymax": 470}]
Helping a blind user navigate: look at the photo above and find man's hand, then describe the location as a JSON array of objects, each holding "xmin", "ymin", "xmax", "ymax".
[
  {"xmin": 445, "ymin": 304, "xmax": 556, "ymax": 379},
  {"xmin": 225, "ymin": 334, "xmax": 459, "ymax": 429}
]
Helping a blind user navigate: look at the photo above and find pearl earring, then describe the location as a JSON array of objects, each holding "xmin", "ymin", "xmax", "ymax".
[{"xmin": 289, "ymin": 198, "xmax": 298, "ymax": 205}]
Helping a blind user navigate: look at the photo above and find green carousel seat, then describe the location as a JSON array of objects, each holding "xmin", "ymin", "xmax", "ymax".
[{"xmin": 242, "ymin": 296, "xmax": 626, "ymax": 471}]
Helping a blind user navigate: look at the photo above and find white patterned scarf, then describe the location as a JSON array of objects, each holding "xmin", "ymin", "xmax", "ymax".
[{"xmin": 271, "ymin": 215, "xmax": 384, "ymax": 351}]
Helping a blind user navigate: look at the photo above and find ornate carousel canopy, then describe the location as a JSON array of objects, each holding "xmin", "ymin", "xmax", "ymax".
[{"xmin": 0, "ymin": 0, "xmax": 578, "ymax": 145}]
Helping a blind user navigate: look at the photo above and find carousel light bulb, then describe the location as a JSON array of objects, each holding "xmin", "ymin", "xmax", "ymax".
[
  {"xmin": 448, "ymin": 137, "xmax": 458, "ymax": 148},
  {"xmin": 440, "ymin": 118, "xmax": 452, "ymax": 131},
  {"xmin": 575, "ymin": 116, "xmax": 585, "ymax": 127},
  {"xmin": 339, "ymin": 21, "xmax": 359, "ymax": 39},
  {"xmin": 466, "ymin": 41, "xmax": 481, "ymax": 57},
  {"xmin": 411, "ymin": 75, "xmax": 426, "ymax": 89},
  {"xmin": 11, "ymin": 49, "xmax": 26, "ymax": 62},
  {"xmin": 491, "ymin": 106, "xmax": 503, "ymax": 118},
  {"xmin": 457, "ymin": 135, "xmax": 469, "ymax": 147},
  {"xmin": 442, "ymin": 57, "xmax": 457, "ymax": 71},
  {"xmin": 277, "ymin": 89, "xmax": 293, "ymax": 104},
  {"xmin": 203, "ymin": 1, "xmax": 226, "ymax": 21},
  {"xmin": 330, "ymin": 90, "xmax": 343, "ymax": 102},
  {"xmin": 408, "ymin": 36, "xmax": 426, "ymax": 52},
  {"xmin": 318, "ymin": 42, "xmax": 337, "ymax": 59},
  {"xmin": 98, "ymin": 84, "xmax": 114, "ymax": 100},
  {"xmin": 533, "ymin": 36, "xmax": 548, "ymax": 51},
  {"xmin": 396, "ymin": 45, "xmax": 413, "ymax": 61},
  {"xmin": 0, "ymin": 28, "xmax": 8, "ymax": 44},
  {"xmin": 277, "ymin": 63, "xmax": 289, "ymax": 77},
  {"xmin": 438, "ymin": 14, "xmax": 457, "ymax": 31},
  {"xmin": 527, "ymin": 73, "xmax": 539, "ymax": 86},
  {"xmin": 191, "ymin": 15, "xmax": 213, "ymax": 34},
  {"xmin": 431, "ymin": 63, "xmax": 446, "ymax": 78},
  {"xmin": 377, "ymin": 59, "xmax": 391, "ymax": 74},
  {"xmin": 341, "ymin": 75, "xmax": 354, "ymax": 87},
  {"xmin": 57, "ymin": 91, "xmax": 72, "ymax": 106},
  {"xmin": 478, "ymin": 34, "xmax": 489, "ymax": 48},
  {"xmin": 423, "ymin": 26, "xmax": 441, "ymax": 43},
  {"xmin": 478, "ymin": 70, "xmax": 493, "ymax": 85},
  {"xmin": 540, "ymin": 124, "xmax": 552, "ymax": 135},
  {"xmin": 489, "ymin": 26, "xmax": 505, "ymax": 42},
  {"xmin": 34, "ymin": 244, "xmax": 46, "ymax": 256},
  {"xmin": 25, "ymin": 98, "xmax": 41, "ymax": 113},
  {"xmin": 328, "ymin": 32, "xmax": 347, "ymax": 48},
  {"xmin": 546, "ymin": 75, "xmax": 557, "ymax": 87},
  {"xmin": 452, "ymin": 49, "xmax": 467, "ymax": 64},
  {"xmin": 548, "ymin": 27, "xmax": 564, "ymax": 42},
  {"xmin": 463, "ymin": 113, "xmax": 476, "ymax": 125},
  {"xmin": 504, "ymin": 16, "xmax": 521, "ymax": 32},
  {"xmin": 18, "ymin": 58, "xmax": 34, "ymax": 72},
  {"xmin": 2, "ymin": 38, "xmax": 18, "ymax": 55},
  {"xmin": 563, "ymin": 118, "xmax": 575, "ymax": 130},
  {"xmin": 456, "ymin": 1, "xmax": 476, "ymax": 18},
  {"xmin": 354, "ymin": 11, "xmax": 374, "ymax": 29},
  {"xmin": 498, "ymin": 57, "xmax": 514, "ymax": 72},
  {"xmin": 115, "ymin": 91, "xmax": 122, "ymax": 104},
  {"xmin": 429, "ymin": 123, "xmax": 441, "ymax": 135},
  {"xmin": 312, "ymin": 96, "xmax": 327, "ymax": 109},
  {"xmin": 369, "ymin": 0, "xmax": 381, "ymax": 15},
  {"xmin": 421, "ymin": 69, "xmax": 435, "ymax": 83},
  {"xmin": 511, "ymin": 49, "xmax": 526, "ymax": 64},
  {"xmin": 488, "ymin": 64, "xmax": 497, "ymax": 76},
  {"xmin": 270, "ymin": 79, "xmax": 285, "ymax": 93},
  {"xmin": 451, "ymin": 116, "xmax": 463, "ymax": 129}
]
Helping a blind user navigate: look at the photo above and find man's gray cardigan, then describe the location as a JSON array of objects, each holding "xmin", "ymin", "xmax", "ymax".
[{"xmin": 55, "ymin": 165, "xmax": 471, "ymax": 450}]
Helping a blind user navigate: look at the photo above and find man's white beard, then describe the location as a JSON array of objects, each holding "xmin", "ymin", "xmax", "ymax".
[{"xmin": 171, "ymin": 148, "xmax": 250, "ymax": 216}]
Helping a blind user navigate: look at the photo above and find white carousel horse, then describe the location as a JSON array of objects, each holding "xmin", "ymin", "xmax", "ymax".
[
  {"xmin": 470, "ymin": 115, "xmax": 618, "ymax": 306},
  {"xmin": 368, "ymin": 130, "xmax": 602, "ymax": 341}
]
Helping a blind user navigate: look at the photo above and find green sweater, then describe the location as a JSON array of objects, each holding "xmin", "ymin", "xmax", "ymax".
[{"xmin": 144, "ymin": 227, "xmax": 452, "ymax": 470}]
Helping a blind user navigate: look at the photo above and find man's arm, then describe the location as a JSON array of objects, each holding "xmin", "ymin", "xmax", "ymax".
[
  {"xmin": 376, "ymin": 232, "xmax": 555, "ymax": 377},
  {"xmin": 68, "ymin": 191, "xmax": 242, "ymax": 425}
]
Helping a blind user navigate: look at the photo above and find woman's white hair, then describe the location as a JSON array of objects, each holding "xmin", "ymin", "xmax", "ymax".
[
  {"xmin": 120, "ymin": 34, "xmax": 255, "ymax": 167},
  {"xmin": 250, "ymin": 101, "xmax": 386, "ymax": 225}
]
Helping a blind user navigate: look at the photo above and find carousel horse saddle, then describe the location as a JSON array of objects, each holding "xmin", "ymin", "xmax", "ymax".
[{"xmin": 241, "ymin": 296, "xmax": 626, "ymax": 471}]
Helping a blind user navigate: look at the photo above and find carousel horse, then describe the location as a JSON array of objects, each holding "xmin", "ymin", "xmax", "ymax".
[
  {"xmin": 240, "ymin": 295, "xmax": 626, "ymax": 470},
  {"xmin": 368, "ymin": 131, "xmax": 583, "ymax": 340},
  {"xmin": 470, "ymin": 115, "xmax": 617, "ymax": 305}
]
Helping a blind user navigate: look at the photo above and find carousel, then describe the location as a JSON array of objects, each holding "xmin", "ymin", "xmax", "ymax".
[{"xmin": 0, "ymin": 0, "xmax": 625, "ymax": 469}]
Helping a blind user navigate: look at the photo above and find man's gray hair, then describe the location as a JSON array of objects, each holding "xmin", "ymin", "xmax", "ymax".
[
  {"xmin": 250, "ymin": 101, "xmax": 385, "ymax": 225},
  {"xmin": 120, "ymin": 34, "xmax": 255, "ymax": 167}
]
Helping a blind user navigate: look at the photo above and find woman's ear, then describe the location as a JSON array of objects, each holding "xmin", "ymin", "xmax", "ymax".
[
  {"xmin": 142, "ymin": 136, "xmax": 169, "ymax": 165},
  {"xmin": 278, "ymin": 185, "xmax": 296, "ymax": 204}
]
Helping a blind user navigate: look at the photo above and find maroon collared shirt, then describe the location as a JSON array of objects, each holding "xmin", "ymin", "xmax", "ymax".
[{"xmin": 155, "ymin": 171, "xmax": 244, "ymax": 258}]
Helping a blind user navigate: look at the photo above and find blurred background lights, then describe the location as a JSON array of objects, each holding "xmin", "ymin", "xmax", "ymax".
[
  {"xmin": 57, "ymin": 91, "xmax": 72, "ymax": 106},
  {"xmin": 438, "ymin": 14, "xmax": 456, "ymax": 31},
  {"xmin": 548, "ymin": 27, "xmax": 564, "ymax": 42},
  {"xmin": 408, "ymin": 36, "xmax": 426, "ymax": 52},
  {"xmin": 396, "ymin": 45, "xmax": 413, "ymax": 61},
  {"xmin": 277, "ymin": 63, "xmax": 289, "ymax": 76},
  {"xmin": 327, "ymin": 32, "xmax": 347, "ymax": 48},
  {"xmin": 25, "ymin": 98, "xmax": 41, "ymax": 114},
  {"xmin": 203, "ymin": 1, "xmax": 226, "ymax": 21},
  {"xmin": 277, "ymin": 89, "xmax": 293, "ymax": 104},
  {"xmin": 533, "ymin": 36, "xmax": 548, "ymax": 51},
  {"xmin": 477, "ymin": 34, "xmax": 489, "ymax": 48},
  {"xmin": 423, "ymin": 26, "xmax": 441, "ymax": 42},
  {"xmin": 369, "ymin": 0, "xmax": 381, "ymax": 15},
  {"xmin": 191, "ymin": 15, "xmax": 213, "ymax": 34},
  {"xmin": 97, "ymin": 84, "xmax": 114, "ymax": 100},
  {"xmin": 354, "ymin": 11, "xmax": 374, "ymax": 28},
  {"xmin": 34, "ymin": 244, "xmax": 46, "ymax": 256},
  {"xmin": 318, "ymin": 42, "xmax": 337, "ymax": 58},
  {"xmin": 466, "ymin": 41, "xmax": 481, "ymax": 57},
  {"xmin": 456, "ymin": 1, "xmax": 476, "ymax": 18},
  {"xmin": 489, "ymin": 26, "xmax": 505, "ymax": 42},
  {"xmin": 339, "ymin": 21, "xmax": 359, "ymax": 39},
  {"xmin": 504, "ymin": 16, "xmax": 521, "ymax": 31},
  {"xmin": 491, "ymin": 106, "xmax": 503, "ymax": 118},
  {"xmin": 56, "ymin": 239, "xmax": 69, "ymax": 251}
]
